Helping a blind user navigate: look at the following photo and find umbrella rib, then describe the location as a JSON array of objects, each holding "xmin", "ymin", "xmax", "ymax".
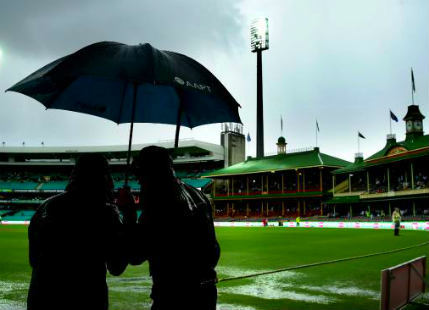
[{"xmin": 43, "ymin": 78, "xmax": 76, "ymax": 110}]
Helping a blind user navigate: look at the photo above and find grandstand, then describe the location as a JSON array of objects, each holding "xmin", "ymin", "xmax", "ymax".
[
  {"xmin": 203, "ymin": 136, "xmax": 351, "ymax": 221},
  {"xmin": 203, "ymin": 106, "xmax": 429, "ymax": 223},
  {"xmin": 329, "ymin": 104, "xmax": 429, "ymax": 221},
  {"xmin": 0, "ymin": 128, "xmax": 246, "ymax": 221}
]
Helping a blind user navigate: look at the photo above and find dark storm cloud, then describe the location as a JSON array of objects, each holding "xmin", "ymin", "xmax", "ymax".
[
  {"xmin": 0, "ymin": 0, "xmax": 244, "ymax": 58},
  {"xmin": 1, "ymin": 0, "xmax": 428, "ymax": 161},
  {"xmin": 0, "ymin": 0, "xmax": 244, "ymax": 148}
]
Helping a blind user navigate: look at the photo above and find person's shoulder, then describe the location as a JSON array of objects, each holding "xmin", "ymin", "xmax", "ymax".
[
  {"xmin": 104, "ymin": 202, "xmax": 121, "ymax": 218},
  {"xmin": 182, "ymin": 182, "xmax": 207, "ymax": 201},
  {"xmin": 43, "ymin": 192, "xmax": 69, "ymax": 205},
  {"xmin": 31, "ymin": 192, "xmax": 69, "ymax": 223},
  {"xmin": 39, "ymin": 192, "xmax": 70, "ymax": 212}
]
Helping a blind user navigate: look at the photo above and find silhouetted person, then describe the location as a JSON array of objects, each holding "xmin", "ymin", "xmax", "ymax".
[
  {"xmin": 131, "ymin": 146, "xmax": 220, "ymax": 310},
  {"xmin": 27, "ymin": 154, "xmax": 132, "ymax": 310}
]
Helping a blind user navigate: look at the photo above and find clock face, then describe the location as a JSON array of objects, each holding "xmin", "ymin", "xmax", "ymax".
[
  {"xmin": 414, "ymin": 121, "xmax": 422, "ymax": 131},
  {"xmin": 406, "ymin": 121, "xmax": 413, "ymax": 132}
]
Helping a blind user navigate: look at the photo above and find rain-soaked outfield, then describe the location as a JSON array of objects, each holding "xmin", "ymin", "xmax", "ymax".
[{"xmin": 1, "ymin": 225, "xmax": 428, "ymax": 310}]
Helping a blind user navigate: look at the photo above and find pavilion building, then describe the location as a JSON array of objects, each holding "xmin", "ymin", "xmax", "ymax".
[
  {"xmin": 329, "ymin": 105, "xmax": 429, "ymax": 218},
  {"xmin": 203, "ymin": 137, "xmax": 350, "ymax": 218}
]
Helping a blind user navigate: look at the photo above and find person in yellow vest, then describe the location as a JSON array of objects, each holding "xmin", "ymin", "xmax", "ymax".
[
  {"xmin": 296, "ymin": 216, "xmax": 301, "ymax": 227},
  {"xmin": 392, "ymin": 208, "xmax": 401, "ymax": 236}
]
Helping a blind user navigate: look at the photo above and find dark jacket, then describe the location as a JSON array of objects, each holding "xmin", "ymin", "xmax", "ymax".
[
  {"xmin": 131, "ymin": 181, "xmax": 220, "ymax": 309},
  {"xmin": 27, "ymin": 191, "xmax": 128, "ymax": 310}
]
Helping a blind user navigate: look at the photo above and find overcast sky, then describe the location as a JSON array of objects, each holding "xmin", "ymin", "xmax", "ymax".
[{"xmin": 0, "ymin": 0, "xmax": 428, "ymax": 162}]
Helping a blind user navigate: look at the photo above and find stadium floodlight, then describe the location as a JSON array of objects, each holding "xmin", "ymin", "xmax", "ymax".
[
  {"xmin": 250, "ymin": 18, "xmax": 269, "ymax": 52},
  {"xmin": 251, "ymin": 17, "xmax": 269, "ymax": 158}
]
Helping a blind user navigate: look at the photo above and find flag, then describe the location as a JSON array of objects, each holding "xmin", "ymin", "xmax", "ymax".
[
  {"xmin": 316, "ymin": 120, "xmax": 320, "ymax": 132},
  {"xmin": 411, "ymin": 68, "xmax": 416, "ymax": 93},
  {"xmin": 247, "ymin": 132, "xmax": 251, "ymax": 142},
  {"xmin": 390, "ymin": 110, "xmax": 398, "ymax": 122},
  {"xmin": 358, "ymin": 132, "xmax": 366, "ymax": 139}
]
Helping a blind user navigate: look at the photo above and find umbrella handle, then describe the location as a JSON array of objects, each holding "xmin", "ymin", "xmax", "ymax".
[
  {"xmin": 174, "ymin": 102, "xmax": 183, "ymax": 149},
  {"xmin": 125, "ymin": 83, "xmax": 138, "ymax": 186}
]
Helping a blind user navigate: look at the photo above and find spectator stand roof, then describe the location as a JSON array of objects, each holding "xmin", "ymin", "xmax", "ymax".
[
  {"xmin": 333, "ymin": 134, "xmax": 429, "ymax": 175},
  {"xmin": 203, "ymin": 147, "xmax": 350, "ymax": 178},
  {"xmin": 0, "ymin": 139, "xmax": 224, "ymax": 165}
]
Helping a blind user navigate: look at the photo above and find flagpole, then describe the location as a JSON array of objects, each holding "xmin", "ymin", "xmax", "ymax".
[
  {"xmin": 411, "ymin": 68, "xmax": 415, "ymax": 105},
  {"xmin": 357, "ymin": 132, "xmax": 360, "ymax": 154},
  {"xmin": 389, "ymin": 112, "xmax": 392, "ymax": 135},
  {"xmin": 316, "ymin": 121, "xmax": 318, "ymax": 148}
]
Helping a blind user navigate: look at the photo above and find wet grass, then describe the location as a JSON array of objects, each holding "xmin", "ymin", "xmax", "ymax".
[{"xmin": 0, "ymin": 225, "xmax": 428, "ymax": 309}]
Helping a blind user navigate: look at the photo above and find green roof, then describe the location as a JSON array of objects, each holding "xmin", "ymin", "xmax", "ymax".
[
  {"xmin": 366, "ymin": 134, "xmax": 429, "ymax": 161},
  {"xmin": 333, "ymin": 157, "xmax": 365, "ymax": 175},
  {"xmin": 333, "ymin": 134, "xmax": 429, "ymax": 175},
  {"xmin": 204, "ymin": 148, "xmax": 350, "ymax": 177}
]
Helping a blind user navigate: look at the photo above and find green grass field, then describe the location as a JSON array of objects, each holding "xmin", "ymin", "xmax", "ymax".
[{"xmin": 1, "ymin": 225, "xmax": 428, "ymax": 310}]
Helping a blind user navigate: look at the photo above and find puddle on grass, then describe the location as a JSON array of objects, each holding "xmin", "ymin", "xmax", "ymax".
[
  {"xmin": 301, "ymin": 284, "xmax": 379, "ymax": 300},
  {"xmin": 0, "ymin": 300, "xmax": 26, "ymax": 310},
  {"xmin": 217, "ymin": 303, "xmax": 257, "ymax": 310},
  {"xmin": 217, "ymin": 268, "xmax": 335, "ymax": 304},
  {"xmin": 109, "ymin": 285, "xmax": 151, "ymax": 293},
  {"xmin": 0, "ymin": 281, "xmax": 27, "ymax": 310},
  {"xmin": 107, "ymin": 276, "xmax": 152, "ymax": 295},
  {"xmin": 217, "ymin": 267, "xmax": 382, "ymax": 305},
  {"xmin": 0, "ymin": 281, "xmax": 27, "ymax": 295},
  {"xmin": 219, "ymin": 282, "xmax": 334, "ymax": 304},
  {"xmin": 107, "ymin": 276, "xmax": 152, "ymax": 285}
]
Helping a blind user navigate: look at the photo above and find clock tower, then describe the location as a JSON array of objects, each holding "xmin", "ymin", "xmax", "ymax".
[{"xmin": 403, "ymin": 105, "xmax": 425, "ymax": 140}]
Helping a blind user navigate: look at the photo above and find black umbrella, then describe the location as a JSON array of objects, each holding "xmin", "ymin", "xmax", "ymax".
[{"xmin": 7, "ymin": 41, "xmax": 241, "ymax": 184}]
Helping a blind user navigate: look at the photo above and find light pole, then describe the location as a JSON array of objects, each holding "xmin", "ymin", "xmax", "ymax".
[{"xmin": 251, "ymin": 18, "xmax": 269, "ymax": 158}]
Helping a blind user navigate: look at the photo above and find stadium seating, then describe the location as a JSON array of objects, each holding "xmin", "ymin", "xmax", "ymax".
[
  {"xmin": 40, "ymin": 181, "xmax": 68, "ymax": 190},
  {"xmin": 114, "ymin": 181, "xmax": 140, "ymax": 190},
  {"xmin": 181, "ymin": 178, "xmax": 211, "ymax": 188},
  {"xmin": 1, "ymin": 210, "xmax": 35, "ymax": 221},
  {"xmin": 0, "ymin": 181, "xmax": 39, "ymax": 190}
]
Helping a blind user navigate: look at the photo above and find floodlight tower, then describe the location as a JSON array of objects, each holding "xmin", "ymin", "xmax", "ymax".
[{"xmin": 251, "ymin": 18, "xmax": 269, "ymax": 158}]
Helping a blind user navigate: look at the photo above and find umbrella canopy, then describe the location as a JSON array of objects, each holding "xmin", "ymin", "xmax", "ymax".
[
  {"xmin": 7, "ymin": 42, "xmax": 241, "ymax": 184},
  {"xmin": 7, "ymin": 41, "xmax": 241, "ymax": 128}
]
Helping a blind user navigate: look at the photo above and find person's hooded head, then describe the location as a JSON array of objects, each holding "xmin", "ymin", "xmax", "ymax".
[
  {"xmin": 66, "ymin": 154, "xmax": 113, "ymax": 201},
  {"xmin": 133, "ymin": 146, "xmax": 196, "ymax": 217},
  {"xmin": 133, "ymin": 146, "xmax": 175, "ymax": 189}
]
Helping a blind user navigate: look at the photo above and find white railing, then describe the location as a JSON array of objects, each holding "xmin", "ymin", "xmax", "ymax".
[{"xmin": 264, "ymin": 147, "xmax": 315, "ymax": 156}]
